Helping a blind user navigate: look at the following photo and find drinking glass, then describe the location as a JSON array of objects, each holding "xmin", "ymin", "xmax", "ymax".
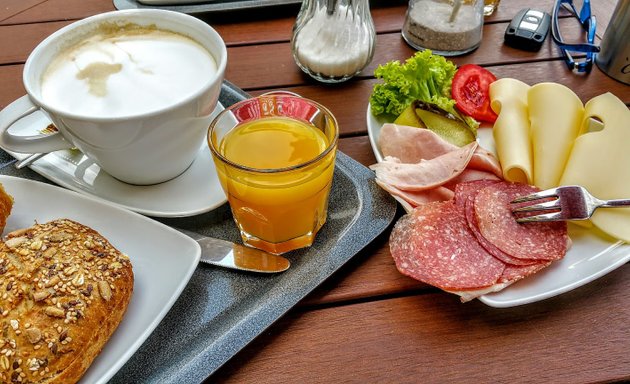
[
  {"xmin": 484, "ymin": 0, "xmax": 500, "ymax": 16},
  {"xmin": 208, "ymin": 94, "xmax": 338, "ymax": 254}
]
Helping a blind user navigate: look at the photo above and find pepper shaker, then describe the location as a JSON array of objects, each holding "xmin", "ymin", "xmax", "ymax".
[{"xmin": 291, "ymin": 0, "xmax": 376, "ymax": 83}]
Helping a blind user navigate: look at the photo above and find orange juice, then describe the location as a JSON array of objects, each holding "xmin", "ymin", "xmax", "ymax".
[
  {"xmin": 214, "ymin": 116, "xmax": 337, "ymax": 254},
  {"xmin": 220, "ymin": 116, "xmax": 328, "ymax": 169}
]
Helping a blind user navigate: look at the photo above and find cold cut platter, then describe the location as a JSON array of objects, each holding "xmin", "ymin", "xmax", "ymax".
[{"xmin": 367, "ymin": 104, "xmax": 630, "ymax": 308}]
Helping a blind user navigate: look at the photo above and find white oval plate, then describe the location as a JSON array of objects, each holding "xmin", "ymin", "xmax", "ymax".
[
  {"xmin": 366, "ymin": 103, "xmax": 630, "ymax": 308},
  {"xmin": 0, "ymin": 175, "xmax": 200, "ymax": 384},
  {"xmin": 2, "ymin": 104, "xmax": 227, "ymax": 218}
]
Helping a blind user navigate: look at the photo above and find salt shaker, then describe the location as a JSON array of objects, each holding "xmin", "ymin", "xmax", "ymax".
[
  {"xmin": 291, "ymin": 0, "xmax": 376, "ymax": 83},
  {"xmin": 402, "ymin": 0, "xmax": 484, "ymax": 56}
]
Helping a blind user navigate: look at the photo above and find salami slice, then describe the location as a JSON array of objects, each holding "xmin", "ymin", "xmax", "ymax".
[
  {"xmin": 474, "ymin": 182, "xmax": 569, "ymax": 261},
  {"xmin": 453, "ymin": 179, "xmax": 500, "ymax": 209},
  {"xmin": 454, "ymin": 180, "xmax": 539, "ymax": 266},
  {"xmin": 465, "ymin": 198, "xmax": 541, "ymax": 266},
  {"xmin": 499, "ymin": 261, "xmax": 552, "ymax": 284},
  {"xmin": 389, "ymin": 201, "xmax": 505, "ymax": 290}
]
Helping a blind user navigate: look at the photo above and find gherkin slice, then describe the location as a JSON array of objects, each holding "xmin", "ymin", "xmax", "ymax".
[{"xmin": 393, "ymin": 104, "xmax": 426, "ymax": 128}]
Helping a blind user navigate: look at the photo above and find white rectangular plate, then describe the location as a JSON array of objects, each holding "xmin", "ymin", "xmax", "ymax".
[{"xmin": 0, "ymin": 175, "xmax": 201, "ymax": 383}]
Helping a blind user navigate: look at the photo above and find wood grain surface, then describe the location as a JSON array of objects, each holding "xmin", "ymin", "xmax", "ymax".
[{"xmin": 0, "ymin": 1, "xmax": 628, "ymax": 383}]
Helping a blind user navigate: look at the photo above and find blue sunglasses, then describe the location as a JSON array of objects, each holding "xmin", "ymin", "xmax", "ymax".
[{"xmin": 551, "ymin": 0, "xmax": 600, "ymax": 73}]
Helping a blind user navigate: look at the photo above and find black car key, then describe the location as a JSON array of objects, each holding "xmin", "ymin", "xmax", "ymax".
[{"xmin": 504, "ymin": 8, "xmax": 551, "ymax": 51}]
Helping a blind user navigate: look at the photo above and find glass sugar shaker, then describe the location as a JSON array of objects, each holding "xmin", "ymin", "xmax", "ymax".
[{"xmin": 291, "ymin": 0, "xmax": 376, "ymax": 83}]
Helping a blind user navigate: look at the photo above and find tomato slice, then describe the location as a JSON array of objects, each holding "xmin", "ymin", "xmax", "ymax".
[{"xmin": 451, "ymin": 64, "xmax": 498, "ymax": 123}]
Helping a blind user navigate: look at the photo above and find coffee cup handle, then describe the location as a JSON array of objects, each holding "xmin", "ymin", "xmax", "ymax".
[{"xmin": 0, "ymin": 95, "xmax": 73, "ymax": 154}]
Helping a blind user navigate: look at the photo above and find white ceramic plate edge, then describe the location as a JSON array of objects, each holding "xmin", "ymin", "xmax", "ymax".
[
  {"xmin": 93, "ymin": 219, "xmax": 201, "ymax": 384},
  {"xmin": 0, "ymin": 175, "xmax": 201, "ymax": 383},
  {"xmin": 365, "ymin": 104, "xmax": 630, "ymax": 308},
  {"xmin": 478, "ymin": 241, "xmax": 629, "ymax": 307}
]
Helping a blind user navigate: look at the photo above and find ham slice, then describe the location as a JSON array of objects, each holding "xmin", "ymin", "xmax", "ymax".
[
  {"xmin": 468, "ymin": 146, "xmax": 503, "ymax": 178},
  {"xmin": 375, "ymin": 180, "xmax": 454, "ymax": 210},
  {"xmin": 374, "ymin": 124, "xmax": 503, "ymax": 208},
  {"xmin": 370, "ymin": 141, "xmax": 478, "ymax": 191},
  {"xmin": 379, "ymin": 123, "xmax": 457, "ymax": 162},
  {"xmin": 444, "ymin": 169, "xmax": 500, "ymax": 190},
  {"xmin": 379, "ymin": 124, "xmax": 502, "ymax": 176}
]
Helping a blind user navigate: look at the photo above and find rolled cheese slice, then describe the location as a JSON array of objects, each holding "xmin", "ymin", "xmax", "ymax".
[
  {"xmin": 528, "ymin": 83, "xmax": 584, "ymax": 189},
  {"xmin": 490, "ymin": 78, "xmax": 532, "ymax": 184},
  {"xmin": 560, "ymin": 92, "xmax": 630, "ymax": 242}
]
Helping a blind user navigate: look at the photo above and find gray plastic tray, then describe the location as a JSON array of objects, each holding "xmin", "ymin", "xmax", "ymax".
[{"xmin": 0, "ymin": 80, "xmax": 397, "ymax": 382}]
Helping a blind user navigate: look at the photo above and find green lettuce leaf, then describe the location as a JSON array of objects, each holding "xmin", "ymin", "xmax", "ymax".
[{"xmin": 370, "ymin": 50, "xmax": 458, "ymax": 120}]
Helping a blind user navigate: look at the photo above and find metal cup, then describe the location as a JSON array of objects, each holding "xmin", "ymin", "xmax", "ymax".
[{"xmin": 595, "ymin": 0, "xmax": 630, "ymax": 85}]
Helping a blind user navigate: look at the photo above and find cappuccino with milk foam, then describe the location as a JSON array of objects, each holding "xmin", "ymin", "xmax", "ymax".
[{"xmin": 41, "ymin": 24, "xmax": 217, "ymax": 118}]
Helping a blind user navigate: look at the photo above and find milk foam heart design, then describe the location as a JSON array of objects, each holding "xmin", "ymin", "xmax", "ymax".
[{"xmin": 41, "ymin": 27, "xmax": 217, "ymax": 118}]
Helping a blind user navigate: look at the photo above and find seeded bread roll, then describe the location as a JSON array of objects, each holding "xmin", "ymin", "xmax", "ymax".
[{"xmin": 0, "ymin": 219, "xmax": 134, "ymax": 383}]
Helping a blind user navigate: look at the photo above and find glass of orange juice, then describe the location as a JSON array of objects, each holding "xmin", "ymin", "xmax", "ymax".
[{"xmin": 208, "ymin": 94, "xmax": 338, "ymax": 254}]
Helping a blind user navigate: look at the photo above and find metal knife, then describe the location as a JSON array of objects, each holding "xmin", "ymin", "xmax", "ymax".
[{"xmin": 177, "ymin": 229, "xmax": 290, "ymax": 273}]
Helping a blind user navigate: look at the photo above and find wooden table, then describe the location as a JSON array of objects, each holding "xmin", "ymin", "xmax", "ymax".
[{"xmin": 1, "ymin": 1, "xmax": 629, "ymax": 382}]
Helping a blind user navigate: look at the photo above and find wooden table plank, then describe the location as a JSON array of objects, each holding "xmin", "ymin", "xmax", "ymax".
[
  {"xmin": 0, "ymin": 0, "xmax": 48, "ymax": 23},
  {"xmin": 0, "ymin": 20, "xmax": 72, "ymax": 65},
  {"xmin": 0, "ymin": 0, "xmax": 617, "ymax": 47},
  {"xmin": 0, "ymin": 65, "xmax": 24, "ymax": 109},
  {"xmin": 0, "ymin": 4, "xmax": 590, "ymax": 69},
  {"xmin": 0, "ymin": 0, "xmax": 114, "ymax": 25},
  {"xmin": 223, "ymin": 19, "xmax": 588, "ymax": 91},
  {"xmin": 214, "ymin": 264, "xmax": 630, "ymax": 383}
]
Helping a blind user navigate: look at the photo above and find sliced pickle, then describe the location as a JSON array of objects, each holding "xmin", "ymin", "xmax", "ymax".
[
  {"xmin": 412, "ymin": 101, "xmax": 476, "ymax": 146},
  {"xmin": 393, "ymin": 104, "xmax": 426, "ymax": 128},
  {"xmin": 415, "ymin": 109, "xmax": 476, "ymax": 146},
  {"xmin": 391, "ymin": 101, "xmax": 477, "ymax": 147}
]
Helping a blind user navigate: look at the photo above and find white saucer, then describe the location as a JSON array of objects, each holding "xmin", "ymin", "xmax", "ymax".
[{"xmin": 3, "ymin": 104, "xmax": 227, "ymax": 217}]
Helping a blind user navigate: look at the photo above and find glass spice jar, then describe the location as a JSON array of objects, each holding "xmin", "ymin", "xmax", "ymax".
[
  {"xmin": 291, "ymin": 0, "xmax": 376, "ymax": 83},
  {"xmin": 402, "ymin": 0, "xmax": 484, "ymax": 56}
]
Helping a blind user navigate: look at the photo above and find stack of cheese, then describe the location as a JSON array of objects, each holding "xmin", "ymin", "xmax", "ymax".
[{"xmin": 490, "ymin": 80, "xmax": 630, "ymax": 242}]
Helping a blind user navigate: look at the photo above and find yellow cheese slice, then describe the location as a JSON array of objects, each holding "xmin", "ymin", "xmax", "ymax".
[
  {"xmin": 528, "ymin": 83, "xmax": 584, "ymax": 189},
  {"xmin": 560, "ymin": 92, "xmax": 630, "ymax": 242},
  {"xmin": 490, "ymin": 78, "xmax": 532, "ymax": 184}
]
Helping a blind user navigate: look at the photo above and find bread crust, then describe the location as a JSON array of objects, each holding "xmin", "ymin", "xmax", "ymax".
[
  {"xmin": 0, "ymin": 219, "xmax": 133, "ymax": 384},
  {"xmin": 0, "ymin": 183, "xmax": 13, "ymax": 233}
]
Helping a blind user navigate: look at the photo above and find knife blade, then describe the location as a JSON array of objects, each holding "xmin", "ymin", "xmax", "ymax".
[{"xmin": 177, "ymin": 228, "xmax": 290, "ymax": 273}]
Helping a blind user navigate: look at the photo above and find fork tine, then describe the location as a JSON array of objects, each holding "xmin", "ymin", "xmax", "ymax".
[
  {"xmin": 511, "ymin": 188, "xmax": 559, "ymax": 204},
  {"xmin": 512, "ymin": 199, "xmax": 561, "ymax": 213},
  {"xmin": 516, "ymin": 211, "xmax": 563, "ymax": 223}
]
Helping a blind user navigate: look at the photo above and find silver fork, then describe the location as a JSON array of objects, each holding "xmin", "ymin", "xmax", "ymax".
[{"xmin": 511, "ymin": 185, "xmax": 630, "ymax": 223}]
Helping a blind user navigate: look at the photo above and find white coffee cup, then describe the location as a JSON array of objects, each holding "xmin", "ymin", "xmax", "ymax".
[{"xmin": 0, "ymin": 9, "xmax": 227, "ymax": 185}]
